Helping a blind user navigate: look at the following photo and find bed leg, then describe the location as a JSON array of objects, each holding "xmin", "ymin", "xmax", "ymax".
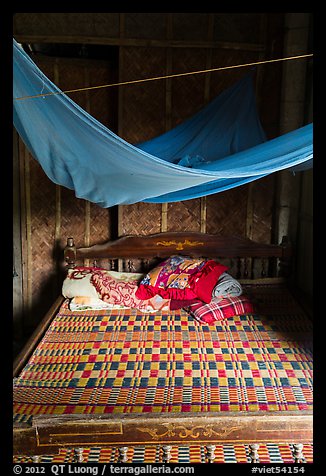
[
  {"xmin": 293, "ymin": 443, "xmax": 304, "ymax": 463},
  {"xmin": 32, "ymin": 456, "xmax": 40, "ymax": 463},
  {"xmin": 162, "ymin": 445, "xmax": 172, "ymax": 463},
  {"xmin": 74, "ymin": 448, "xmax": 84, "ymax": 463},
  {"xmin": 249, "ymin": 443, "xmax": 260, "ymax": 463},
  {"xmin": 206, "ymin": 444, "xmax": 216, "ymax": 463},
  {"xmin": 118, "ymin": 446, "xmax": 129, "ymax": 463}
]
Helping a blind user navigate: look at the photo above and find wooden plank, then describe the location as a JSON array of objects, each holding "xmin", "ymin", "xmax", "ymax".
[
  {"xmin": 119, "ymin": 12, "xmax": 125, "ymax": 39},
  {"xmin": 84, "ymin": 201, "xmax": 91, "ymax": 267},
  {"xmin": 72, "ymin": 232, "xmax": 289, "ymax": 261},
  {"xmin": 117, "ymin": 17, "xmax": 126, "ymax": 255},
  {"xmin": 53, "ymin": 62, "xmax": 62, "ymax": 293},
  {"xmin": 54, "ymin": 186, "xmax": 61, "ymax": 250},
  {"xmin": 13, "ymin": 411, "xmax": 312, "ymax": 455},
  {"xmin": 160, "ymin": 15, "xmax": 173, "ymax": 234},
  {"xmin": 255, "ymin": 13, "xmax": 268, "ymax": 113},
  {"xmin": 24, "ymin": 146, "xmax": 33, "ymax": 316},
  {"xmin": 161, "ymin": 203, "xmax": 168, "ymax": 232},
  {"xmin": 246, "ymin": 182, "xmax": 254, "ymax": 240},
  {"xmin": 13, "ymin": 129, "xmax": 23, "ymax": 339},
  {"xmin": 204, "ymin": 13, "xmax": 214, "ymax": 103},
  {"xmin": 18, "ymin": 138, "xmax": 28, "ymax": 332},
  {"xmin": 14, "ymin": 34, "xmax": 265, "ymax": 51},
  {"xmin": 83, "ymin": 67, "xmax": 92, "ymax": 267},
  {"xmin": 199, "ymin": 17, "xmax": 213, "ymax": 234},
  {"xmin": 200, "ymin": 196, "xmax": 207, "ymax": 233}
]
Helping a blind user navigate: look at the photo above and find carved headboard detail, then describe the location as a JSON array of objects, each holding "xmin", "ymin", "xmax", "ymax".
[{"xmin": 64, "ymin": 232, "xmax": 292, "ymax": 280}]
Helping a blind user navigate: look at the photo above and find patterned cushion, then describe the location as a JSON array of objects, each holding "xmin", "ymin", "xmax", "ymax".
[
  {"xmin": 187, "ymin": 295, "xmax": 254, "ymax": 323},
  {"xmin": 136, "ymin": 255, "xmax": 228, "ymax": 303},
  {"xmin": 62, "ymin": 266, "xmax": 170, "ymax": 312}
]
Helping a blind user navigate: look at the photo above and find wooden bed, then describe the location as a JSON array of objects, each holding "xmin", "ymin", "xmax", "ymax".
[{"xmin": 13, "ymin": 232, "xmax": 313, "ymax": 464}]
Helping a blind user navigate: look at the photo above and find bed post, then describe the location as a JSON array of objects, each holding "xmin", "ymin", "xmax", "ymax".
[
  {"xmin": 118, "ymin": 447, "xmax": 129, "ymax": 463},
  {"xmin": 279, "ymin": 235, "xmax": 292, "ymax": 277},
  {"xmin": 249, "ymin": 443, "xmax": 260, "ymax": 463},
  {"xmin": 64, "ymin": 237, "xmax": 76, "ymax": 269},
  {"xmin": 74, "ymin": 448, "xmax": 84, "ymax": 463},
  {"xmin": 206, "ymin": 444, "xmax": 216, "ymax": 463},
  {"xmin": 162, "ymin": 445, "xmax": 172, "ymax": 463},
  {"xmin": 293, "ymin": 443, "xmax": 304, "ymax": 463}
]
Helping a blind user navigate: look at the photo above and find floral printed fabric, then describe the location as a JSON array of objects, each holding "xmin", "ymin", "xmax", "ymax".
[
  {"xmin": 62, "ymin": 267, "xmax": 170, "ymax": 312},
  {"xmin": 136, "ymin": 255, "xmax": 228, "ymax": 303}
]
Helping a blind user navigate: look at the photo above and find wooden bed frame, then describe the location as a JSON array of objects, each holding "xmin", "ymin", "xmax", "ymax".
[{"xmin": 13, "ymin": 232, "xmax": 312, "ymax": 464}]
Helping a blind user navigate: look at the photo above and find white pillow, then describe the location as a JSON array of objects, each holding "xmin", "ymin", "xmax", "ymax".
[{"xmin": 62, "ymin": 270, "xmax": 98, "ymax": 299}]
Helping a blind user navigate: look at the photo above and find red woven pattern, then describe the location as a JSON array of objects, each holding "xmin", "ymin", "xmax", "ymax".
[{"xmin": 187, "ymin": 295, "xmax": 254, "ymax": 323}]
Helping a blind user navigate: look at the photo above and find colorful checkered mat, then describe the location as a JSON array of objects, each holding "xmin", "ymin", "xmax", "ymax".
[{"xmin": 14, "ymin": 285, "xmax": 313, "ymax": 426}]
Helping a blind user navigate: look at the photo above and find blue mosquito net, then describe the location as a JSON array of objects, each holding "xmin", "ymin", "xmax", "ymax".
[{"xmin": 13, "ymin": 39, "xmax": 313, "ymax": 208}]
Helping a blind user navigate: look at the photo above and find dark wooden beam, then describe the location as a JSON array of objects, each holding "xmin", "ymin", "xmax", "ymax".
[{"xmin": 14, "ymin": 35, "xmax": 265, "ymax": 52}]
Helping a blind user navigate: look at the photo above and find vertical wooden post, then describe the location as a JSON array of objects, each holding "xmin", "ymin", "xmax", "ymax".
[
  {"xmin": 293, "ymin": 443, "xmax": 304, "ymax": 463},
  {"xmin": 162, "ymin": 445, "xmax": 172, "ymax": 463},
  {"xmin": 74, "ymin": 448, "xmax": 84, "ymax": 463},
  {"xmin": 200, "ymin": 196, "xmax": 207, "ymax": 233},
  {"xmin": 117, "ymin": 13, "xmax": 126, "ymax": 268},
  {"xmin": 160, "ymin": 13, "xmax": 173, "ymax": 233},
  {"xmin": 118, "ymin": 446, "xmax": 129, "ymax": 463},
  {"xmin": 13, "ymin": 129, "xmax": 23, "ymax": 341},
  {"xmin": 24, "ymin": 145, "xmax": 33, "ymax": 321},
  {"xmin": 161, "ymin": 203, "xmax": 168, "ymax": 232},
  {"xmin": 246, "ymin": 183, "xmax": 254, "ymax": 240},
  {"xmin": 204, "ymin": 14, "xmax": 214, "ymax": 104},
  {"xmin": 206, "ymin": 444, "xmax": 216, "ymax": 463},
  {"xmin": 200, "ymin": 14, "xmax": 214, "ymax": 235},
  {"xmin": 249, "ymin": 443, "xmax": 260, "ymax": 463},
  {"xmin": 53, "ymin": 62, "xmax": 62, "ymax": 290},
  {"xmin": 84, "ymin": 67, "xmax": 91, "ymax": 267},
  {"xmin": 274, "ymin": 14, "xmax": 310, "ymax": 246}
]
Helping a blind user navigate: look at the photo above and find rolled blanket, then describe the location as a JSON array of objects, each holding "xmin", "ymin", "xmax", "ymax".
[{"xmin": 213, "ymin": 272, "xmax": 242, "ymax": 298}]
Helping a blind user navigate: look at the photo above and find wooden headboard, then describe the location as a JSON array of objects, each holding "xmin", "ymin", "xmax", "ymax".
[{"xmin": 64, "ymin": 232, "xmax": 292, "ymax": 279}]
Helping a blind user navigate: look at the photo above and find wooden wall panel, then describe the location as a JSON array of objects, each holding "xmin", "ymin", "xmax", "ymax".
[
  {"xmin": 171, "ymin": 48, "xmax": 208, "ymax": 126},
  {"xmin": 124, "ymin": 13, "xmax": 167, "ymax": 40},
  {"xmin": 118, "ymin": 39, "xmax": 268, "ymax": 239},
  {"xmin": 172, "ymin": 13, "xmax": 211, "ymax": 41},
  {"xmin": 167, "ymin": 200, "xmax": 202, "ymax": 232},
  {"xmin": 213, "ymin": 13, "xmax": 262, "ymax": 43},
  {"xmin": 18, "ymin": 54, "xmax": 117, "ymax": 331},
  {"xmin": 14, "ymin": 13, "xmax": 120, "ymax": 39},
  {"xmin": 88, "ymin": 61, "xmax": 118, "ymax": 130},
  {"xmin": 120, "ymin": 203, "xmax": 162, "ymax": 236},
  {"xmin": 29, "ymin": 154, "xmax": 57, "ymax": 327},
  {"xmin": 14, "ymin": 13, "xmax": 287, "ymax": 340},
  {"xmin": 206, "ymin": 185, "xmax": 248, "ymax": 236},
  {"xmin": 118, "ymin": 46, "xmax": 168, "ymax": 235},
  {"xmin": 59, "ymin": 187, "xmax": 85, "ymax": 253},
  {"xmin": 119, "ymin": 47, "xmax": 166, "ymax": 143},
  {"xmin": 209, "ymin": 49, "xmax": 261, "ymax": 100},
  {"xmin": 251, "ymin": 176, "xmax": 275, "ymax": 244}
]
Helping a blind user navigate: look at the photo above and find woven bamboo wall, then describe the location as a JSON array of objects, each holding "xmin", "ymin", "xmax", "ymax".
[
  {"xmin": 14, "ymin": 12, "xmax": 285, "ymax": 333},
  {"xmin": 17, "ymin": 55, "xmax": 117, "ymax": 329},
  {"xmin": 118, "ymin": 42, "xmax": 279, "ymax": 239}
]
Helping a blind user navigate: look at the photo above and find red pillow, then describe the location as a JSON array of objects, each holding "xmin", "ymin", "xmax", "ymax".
[
  {"xmin": 186, "ymin": 295, "xmax": 254, "ymax": 324},
  {"xmin": 135, "ymin": 255, "xmax": 228, "ymax": 303},
  {"xmin": 169, "ymin": 298, "xmax": 199, "ymax": 310}
]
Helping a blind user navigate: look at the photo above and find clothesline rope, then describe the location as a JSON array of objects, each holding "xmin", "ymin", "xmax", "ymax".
[{"xmin": 14, "ymin": 53, "xmax": 313, "ymax": 101}]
